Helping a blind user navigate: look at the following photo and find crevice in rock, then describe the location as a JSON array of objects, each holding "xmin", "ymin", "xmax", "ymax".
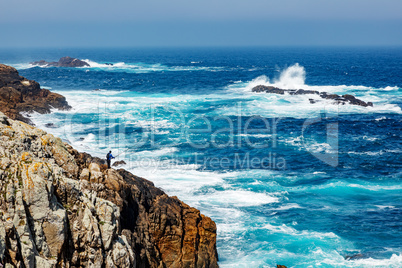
[
  {"xmin": 179, "ymin": 204, "xmax": 185, "ymax": 264},
  {"xmin": 21, "ymin": 199, "xmax": 39, "ymax": 256},
  {"xmin": 194, "ymin": 215, "xmax": 201, "ymax": 266}
]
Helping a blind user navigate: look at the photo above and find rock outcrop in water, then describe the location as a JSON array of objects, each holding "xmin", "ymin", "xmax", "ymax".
[
  {"xmin": 0, "ymin": 112, "xmax": 219, "ymax": 267},
  {"xmin": 0, "ymin": 64, "xmax": 71, "ymax": 124},
  {"xmin": 30, "ymin": 57, "xmax": 90, "ymax": 68},
  {"xmin": 112, "ymin": 160, "xmax": 127, "ymax": 167},
  {"xmin": 252, "ymin": 85, "xmax": 373, "ymax": 107}
]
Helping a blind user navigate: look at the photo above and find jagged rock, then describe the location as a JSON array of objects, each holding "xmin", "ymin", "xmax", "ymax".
[
  {"xmin": 0, "ymin": 112, "xmax": 219, "ymax": 267},
  {"xmin": 80, "ymin": 168, "xmax": 90, "ymax": 181},
  {"xmin": 277, "ymin": 265, "xmax": 287, "ymax": 268},
  {"xmin": 57, "ymin": 57, "xmax": 90, "ymax": 67},
  {"xmin": 44, "ymin": 123, "xmax": 57, "ymax": 128},
  {"xmin": 345, "ymin": 253, "xmax": 365, "ymax": 260},
  {"xmin": 342, "ymin": 94, "xmax": 373, "ymax": 107},
  {"xmin": 112, "ymin": 160, "xmax": 127, "ymax": 167},
  {"xmin": 0, "ymin": 64, "xmax": 71, "ymax": 124},
  {"xmin": 252, "ymin": 85, "xmax": 373, "ymax": 107},
  {"xmin": 252, "ymin": 85, "xmax": 286, "ymax": 94},
  {"xmin": 95, "ymin": 199, "xmax": 119, "ymax": 250},
  {"xmin": 89, "ymin": 163, "xmax": 103, "ymax": 183},
  {"xmin": 31, "ymin": 57, "xmax": 90, "ymax": 68}
]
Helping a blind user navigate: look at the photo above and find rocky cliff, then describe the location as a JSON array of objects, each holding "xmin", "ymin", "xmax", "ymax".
[
  {"xmin": 0, "ymin": 112, "xmax": 218, "ymax": 267},
  {"xmin": 0, "ymin": 64, "xmax": 71, "ymax": 125}
]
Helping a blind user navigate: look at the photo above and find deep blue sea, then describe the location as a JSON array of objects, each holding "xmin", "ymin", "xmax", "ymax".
[{"xmin": 1, "ymin": 47, "xmax": 401, "ymax": 267}]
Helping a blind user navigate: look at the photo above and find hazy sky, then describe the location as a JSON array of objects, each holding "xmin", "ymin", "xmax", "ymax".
[{"xmin": 1, "ymin": 0, "xmax": 401, "ymax": 47}]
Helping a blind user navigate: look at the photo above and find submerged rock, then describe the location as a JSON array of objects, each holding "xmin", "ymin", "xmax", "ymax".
[
  {"xmin": 0, "ymin": 64, "xmax": 71, "ymax": 124},
  {"xmin": 252, "ymin": 85, "xmax": 373, "ymax": 107},
  {"xmin": 112, "ymin": 160, "xmax": 127, "ymax": 167},
  {"xmin": 0, "ymin": 112, "xmax": 219, "ymax": 267},
  {"xmin": 345, "ymin": 253, "xmax": 365, "ymax": 260},
  {"xmin": 44, "ymin": 123, "xmax": 57, "ymax": 128},
  {"xmin": 31, "ymin": 57, "xmax": 90, "ymax": 68}
]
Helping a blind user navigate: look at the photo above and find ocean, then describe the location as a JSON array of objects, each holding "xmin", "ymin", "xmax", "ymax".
[{"xmin": 1, "ymin": 47, "xmax": 401, "ymax": 267}]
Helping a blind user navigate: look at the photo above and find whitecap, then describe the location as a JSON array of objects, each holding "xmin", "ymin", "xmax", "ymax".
[
  {"xmin": 81, "ymin": 59, "xmax": 224, "ymax": 73},
  {"xmin": 203, "ymin": 190, "xmax": 279, "ymax": 207},
  {"xmin": 262, "ymin": 223, "xmax": 339, "ymax": 239},
  {"xmin": 274, "ymin": 203, "xmax": 302, "ymax": 210},
  {"xmin": 375, "ymin": 205, "xmax": 396, "ymax": 210}
]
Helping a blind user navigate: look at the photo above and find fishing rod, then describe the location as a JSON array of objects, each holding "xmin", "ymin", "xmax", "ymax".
[{"xmin": 114, "ymin": 147, "xmax": 131, "ymax": 158}]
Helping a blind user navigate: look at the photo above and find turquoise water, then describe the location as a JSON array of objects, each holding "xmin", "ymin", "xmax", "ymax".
[{"xmin": 1, "ymin": 47, "xmax": 401, "ymax": 267}]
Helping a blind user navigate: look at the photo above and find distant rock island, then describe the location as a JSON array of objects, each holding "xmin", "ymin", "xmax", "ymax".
[
  {"xmin": 0, "ymin": 64, "xmax": 71, "ymax": 124},
  {"xmin": 31, "ymin": 56, "xmax": 90, "ymax": 67},
  {"xmin": 252, "ymin": 85, "xmax": 373, "ymax": 107}
]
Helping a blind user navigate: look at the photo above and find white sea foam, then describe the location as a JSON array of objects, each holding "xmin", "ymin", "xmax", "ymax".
[
  {"xmin": 10, "ymin": 59, "xmax": 224, "ymax": 73},
  {"xmin": 347, "ymin": 149, "xmax": 401, "ymax": 156},
  {"xmin": 274, "ymin": 203, "xmax": 302, "ymax": 210},
  {"xmin": 82, "ymin": 59, "xmax": 126, "ymax": 68},
  {"xmin": 375, "ymin": 116, "xmax": 387, "ymax": 121},
  {"xmin": 227, "ymin": 64, "xmax": 308, "ymax": 92},
  {"xmin": 348, "ymin": 184, "xmax": 402, "ymax": 191},
  {"xmin": 11, "ymin": 63, "xmax": 36, "ymax": 70},
  {"xmin": 380, "ymin": 86, "xmax": 399, "ymax": 91},
  {"xmin": 81, "ymin": 59, "xmax": 224, "ymax": 73},
  {"xmin": 375, "ymin": 205, "xmax": 396, "ymax": 210},
  {"xmin": 274, "ymin": 63, "xmax": 306, "ymax": 89},
  {"xmin": 83, "ymin": 133, "xmax": 96, "ymax": 142},
  {"xmin": 288, "ymin": 180, "xmax": 402, "ymax": 193},
  {"xmin": 279, "ymin": 136, "xmax": 338, "ymax": 154},
  {"xmin": 135, "ymin": 147, "xmax": 178, "ymax": 157},
  {"xmin": 126, "ymin": 165, "xmax": 229, "ymax": 199},
  {"xmin": 315, "ymin": 249, "xmax": 402, "ymax": 268},
  {"xmin": 263, "ymin": 223, "xmax": 339, "ymax": 239},
  {"xmin": 238, "ymin": 133, "xmax": 273, "ymax": 138},
  {"xmin": 219, "ymin": 232, "xmax": 402, "ymax": 267},
  {"xmin": 203, "ymin": 190, "xmax": 279, "ymax": 207}
]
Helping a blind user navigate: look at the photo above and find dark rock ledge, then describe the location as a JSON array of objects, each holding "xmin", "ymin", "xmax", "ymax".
[
  {"xmin": 252, "ymin": 85, "xmax": 373, "ymax": 107},
  {"xmin": 0, "ymin": 64, "xmax": 71, "ymax": 124}
]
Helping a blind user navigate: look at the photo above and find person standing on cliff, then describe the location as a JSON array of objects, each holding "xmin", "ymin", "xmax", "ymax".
[{"xmin": 106, "ymin": 151, "xmax": 115, "ymax": 169}]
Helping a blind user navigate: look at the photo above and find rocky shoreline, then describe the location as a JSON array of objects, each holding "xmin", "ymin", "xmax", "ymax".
[
  {"xmin": 0, "ymin": 64, "xmax": 71, "ymax": 125},
  {"xmin": 0, "ymin": 64, "xmax": 218, "ymax": 267}
]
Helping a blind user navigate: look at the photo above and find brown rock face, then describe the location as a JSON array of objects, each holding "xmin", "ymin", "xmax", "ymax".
[
  {"xmin": 0, "ymin": 64, "xmax": 71, "ymax": 124},
  {"xmin": 0, "ymin": 113, "xmax": 219, "ymax": 267}
]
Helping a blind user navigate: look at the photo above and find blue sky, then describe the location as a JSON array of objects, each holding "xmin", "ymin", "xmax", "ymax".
[{"xmin": 1, "ymin": 0, "xmax": 401, "ymax": 47}]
